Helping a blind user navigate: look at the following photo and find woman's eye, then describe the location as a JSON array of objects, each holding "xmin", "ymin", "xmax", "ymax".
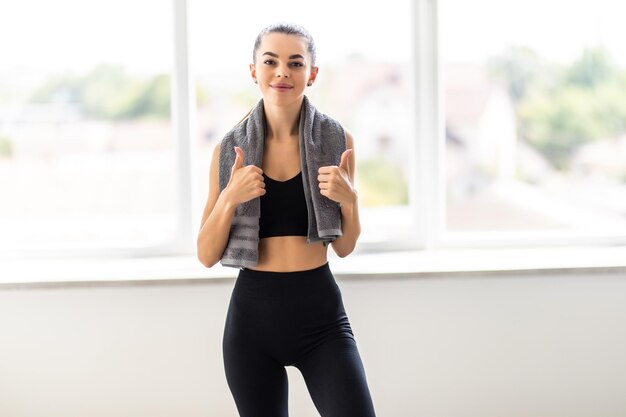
[{"xmin": 263, "ymin": 60, "xmax": 303, "ymax": 67}]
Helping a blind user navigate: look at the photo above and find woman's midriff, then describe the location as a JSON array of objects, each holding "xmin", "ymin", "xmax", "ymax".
[{"xmin": 247, "ymin": 236, "xmax": 328, "ymax": 272}]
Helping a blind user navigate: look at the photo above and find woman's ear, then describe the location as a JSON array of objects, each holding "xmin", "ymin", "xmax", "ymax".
[
  {"xmin": 249, "ymin": 63, "xmax": 256, "ymax": 82},
  {"xmin": 309, "ymin": 65, "xmax": 319, "ymax": 83}
]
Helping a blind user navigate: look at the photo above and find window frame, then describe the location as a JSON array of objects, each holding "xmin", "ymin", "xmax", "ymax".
[
  {"xmin": 432, "ymin": 0, "xmax": 626, "ymax": 249},
  {"xmin": 5, "ymin": 0, "xmax": 626, "ymax": 262}
]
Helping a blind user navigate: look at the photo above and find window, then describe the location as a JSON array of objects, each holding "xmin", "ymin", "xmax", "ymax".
[
  {"xmin": 5, "ymin": 0, "xmax": 620, "ymax": 261},
  {"xmin": 0, "ymin": 0, "xmax": 178, "ymax": 257},
  {"xmin": 189, "ymin": 0, "xmax": 414, "ymax": 251},
  {"xmin": 440, "ymin": 0, "xmax": 626, "ymax": 245}
]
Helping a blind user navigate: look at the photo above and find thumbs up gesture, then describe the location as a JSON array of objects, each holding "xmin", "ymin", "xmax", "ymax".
[
  {"xmin": 230, "ymin": 145, "xmax": 245, "ymax": 175},
  {"xmin": 317, "ymin": 148, "xmax": 357, "ymax": 208},
  {"xmin": 225, "ymin": 146, "xmax": 266, "ymax": 206}
]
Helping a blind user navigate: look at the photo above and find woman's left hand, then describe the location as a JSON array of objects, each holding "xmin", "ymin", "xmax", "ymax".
[{"xmin": 318, "ymin": 148, "xmax": 357, "ymax": 207}]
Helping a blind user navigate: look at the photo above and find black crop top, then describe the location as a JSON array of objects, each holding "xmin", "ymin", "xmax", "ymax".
[{"xmin": 259, "ymin": 170, "xmax": 308, "ymax": 239}]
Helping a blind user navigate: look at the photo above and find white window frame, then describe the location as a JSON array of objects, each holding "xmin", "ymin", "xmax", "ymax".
[
  {"xmin": 0, "ymin": 0, "xmax": 196, "ymax": 260},
  {"xmin": 6, "ymin": 0, "xmax": 626, "ymax": 262}
]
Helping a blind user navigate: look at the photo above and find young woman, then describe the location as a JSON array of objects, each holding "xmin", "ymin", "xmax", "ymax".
[{"xmin": 197, "ymin": 22, "xmax": 377, "ymax": 417}]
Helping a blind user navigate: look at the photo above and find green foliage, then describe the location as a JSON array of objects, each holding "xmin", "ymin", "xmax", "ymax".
[
  {"xmin": 518, "ymin": 86, "xmax": 604, "ymax": 169},
  {"xmin": 488, "ymin": 46, "xmax": 626, "ymax": 170},
  {"xmin": 122, "ymin": 74, "xmax": 171, "ymax": 119},
  {"xmin": 358, "ymin": 157, "xmax": 408, "ymax": 206},
  {"xmin": 565, "ymin": 47, "xmax": 615, "ymax": 88},
  {"xmin": 231, "ymin": 88, "xmax": 259, "ymax": 109},
  {"xmin": 196, "ymin": 84, "xmax": 211, "ymax": 107},
  {"xmin": 28, "ymin": 64, "xmax": 171, "ymax": 120},
  {"xmin": 0, "ymin": 135, "xmax": 13, "ymax": 158},
  {"xmin": 486, "ymin": 45, "xmax": 544, "ymax": 103}
]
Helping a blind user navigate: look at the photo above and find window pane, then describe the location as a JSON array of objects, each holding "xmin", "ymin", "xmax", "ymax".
[
  {"xmin": 0, "ymin": 0, "xmax": 176, "ymax": 253},
  {"xmin": 441, "ymin": 0, "xmax": 626, "ymax": 236},
  {"xmin": 190, "ymin": 1, "xmax": 413, "ymax": 242}
]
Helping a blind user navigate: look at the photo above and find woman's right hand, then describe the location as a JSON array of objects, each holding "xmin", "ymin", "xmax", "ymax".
[{"xmin": 224, "ymin": 146, "xmax": 266, "ymax": 206}]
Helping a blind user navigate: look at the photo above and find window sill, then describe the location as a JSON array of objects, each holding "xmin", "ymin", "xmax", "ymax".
[{"xmin": 2, "ymin": 245, "xmax": 626, "ymax": 286}]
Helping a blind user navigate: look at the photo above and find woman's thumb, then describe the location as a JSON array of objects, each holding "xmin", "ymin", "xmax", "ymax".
[{"xmin": 232, "ymin": 146, "xmax": 244, "ymax": 169}]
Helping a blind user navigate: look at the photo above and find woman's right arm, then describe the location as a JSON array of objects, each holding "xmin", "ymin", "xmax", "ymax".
[
  {"xmin": 197, "ymin": 142, "xmax": 265, "ymax": 267},
  {"xmin": 196, "ymin": 141, "xmax": 236, "ymax": 268}
]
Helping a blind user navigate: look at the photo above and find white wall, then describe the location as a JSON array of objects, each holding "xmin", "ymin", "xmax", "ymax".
[{"xmin": 1, "ymin": 269, "xmax": 626, "ymax": 417}]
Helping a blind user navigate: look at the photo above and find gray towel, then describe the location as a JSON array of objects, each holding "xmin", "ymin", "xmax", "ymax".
[{"xmin": 217, "ymin": 95, "xmax": 346, "ymax": 269}]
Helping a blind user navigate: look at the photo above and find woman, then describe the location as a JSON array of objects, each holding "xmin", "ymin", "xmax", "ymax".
[{"xmin": 197, "ymin": 22, "xmax": 377, "ymax": 417}]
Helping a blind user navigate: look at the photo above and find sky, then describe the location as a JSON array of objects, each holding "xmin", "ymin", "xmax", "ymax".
[
  {"xmin": 0, "ymin": 0, "xmax": 625, "ymax": 78},
  {"xmin": 439, "ymin": 0, "xmax": 626, "ymax": 66}
]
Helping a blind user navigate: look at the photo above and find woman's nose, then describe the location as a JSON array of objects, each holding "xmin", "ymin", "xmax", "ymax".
[{"xmin": 275, "ymin": 64, "xmax": 290, "ymax": 77}]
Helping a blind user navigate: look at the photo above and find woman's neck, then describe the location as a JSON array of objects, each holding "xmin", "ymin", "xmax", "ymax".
[{"xmin": 263, "ymin": 97, "xmax": 303, "ymax": 141}]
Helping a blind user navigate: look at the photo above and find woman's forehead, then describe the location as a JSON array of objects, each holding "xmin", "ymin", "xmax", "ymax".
[{"xmin": 259, "ymin": 33, "xmax": 308, "ymax": 56}]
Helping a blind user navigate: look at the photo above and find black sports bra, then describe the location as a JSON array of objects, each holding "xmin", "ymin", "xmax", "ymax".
[{"xmin": 259, "ymin": 170, "xmax": 308, "ymax": 239}]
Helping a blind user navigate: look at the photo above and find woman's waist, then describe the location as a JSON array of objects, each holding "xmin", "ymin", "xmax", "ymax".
[
  {"xmin": 234, "ymin": 260, "xmax": 342, "ymax": 310},
  {"xmin": 253, "ymin": 236, "xmax": 328, "ymax": 272}
]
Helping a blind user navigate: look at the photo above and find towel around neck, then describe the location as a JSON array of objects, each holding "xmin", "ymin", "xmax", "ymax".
[{"xmin": 217, "ymin": 95, "xmax": 347, "ymax": 269}]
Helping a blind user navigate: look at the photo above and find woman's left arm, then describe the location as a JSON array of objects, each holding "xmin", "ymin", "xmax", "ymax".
[{"xmin": 323, "ymin": 129, "xmax": 361, "ymax": 257}]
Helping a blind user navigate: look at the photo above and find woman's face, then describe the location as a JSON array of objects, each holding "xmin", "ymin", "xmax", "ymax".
[{"xmin": 250, "ymin": 32, "xmax": 317, "ymax": 105}]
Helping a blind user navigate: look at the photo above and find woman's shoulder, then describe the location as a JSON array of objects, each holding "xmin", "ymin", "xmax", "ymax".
[
  {"xmin": 315, "ymin": 109, "xmax": 345, "ymax": 139},
  {"xmin": 315, "ymin": 107, "xmax": 342, "ymax": 125}
]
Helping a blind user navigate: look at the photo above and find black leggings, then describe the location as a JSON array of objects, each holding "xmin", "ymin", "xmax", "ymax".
[{"xmin": 222, "ymin": 261, "xmax": 377, "ymax": 417}]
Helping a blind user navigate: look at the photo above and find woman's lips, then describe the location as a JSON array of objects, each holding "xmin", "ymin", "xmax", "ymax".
[{"xmin": 271, "ymin": 85, "xmax": 293, "ymax": 92}]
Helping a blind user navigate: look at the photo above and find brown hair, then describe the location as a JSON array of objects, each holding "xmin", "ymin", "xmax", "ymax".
[{"xmin": 252, "ymin": 22, "xmax": 316, "ymax": 68}]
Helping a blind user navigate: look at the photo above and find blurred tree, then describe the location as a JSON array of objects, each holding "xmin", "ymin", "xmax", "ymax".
[
  {"xmin": 486, "ymin": 45, "xmax": 544, "ymax": 103},
  {"xmin": 28, "ymin": 64, "xmax": 171, "ymax": 120},
  {"xmin": 0, "ymin": 135, "xmax": 13, "ymax": 158},
  {"xmin": 124, "ymin": 74, "xmax": 170, "ymax": 119},
  {"xmin": 488, "ymin": 46, "xmax": 626, "ymax": 170},
  {"xmin": 518, "ymin": 87, "xmax": 599, "ymax": 170},
  {"xmin": 196, "ymin": 84, "xmax": 211, "ymax": 107},
  {"xmin": 358, "ymin": 157, "xmax": 408, "ymax": 206},
  {"xmin": 565, "ymin": 47, "xmax": 614, "ymax": 88}
]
